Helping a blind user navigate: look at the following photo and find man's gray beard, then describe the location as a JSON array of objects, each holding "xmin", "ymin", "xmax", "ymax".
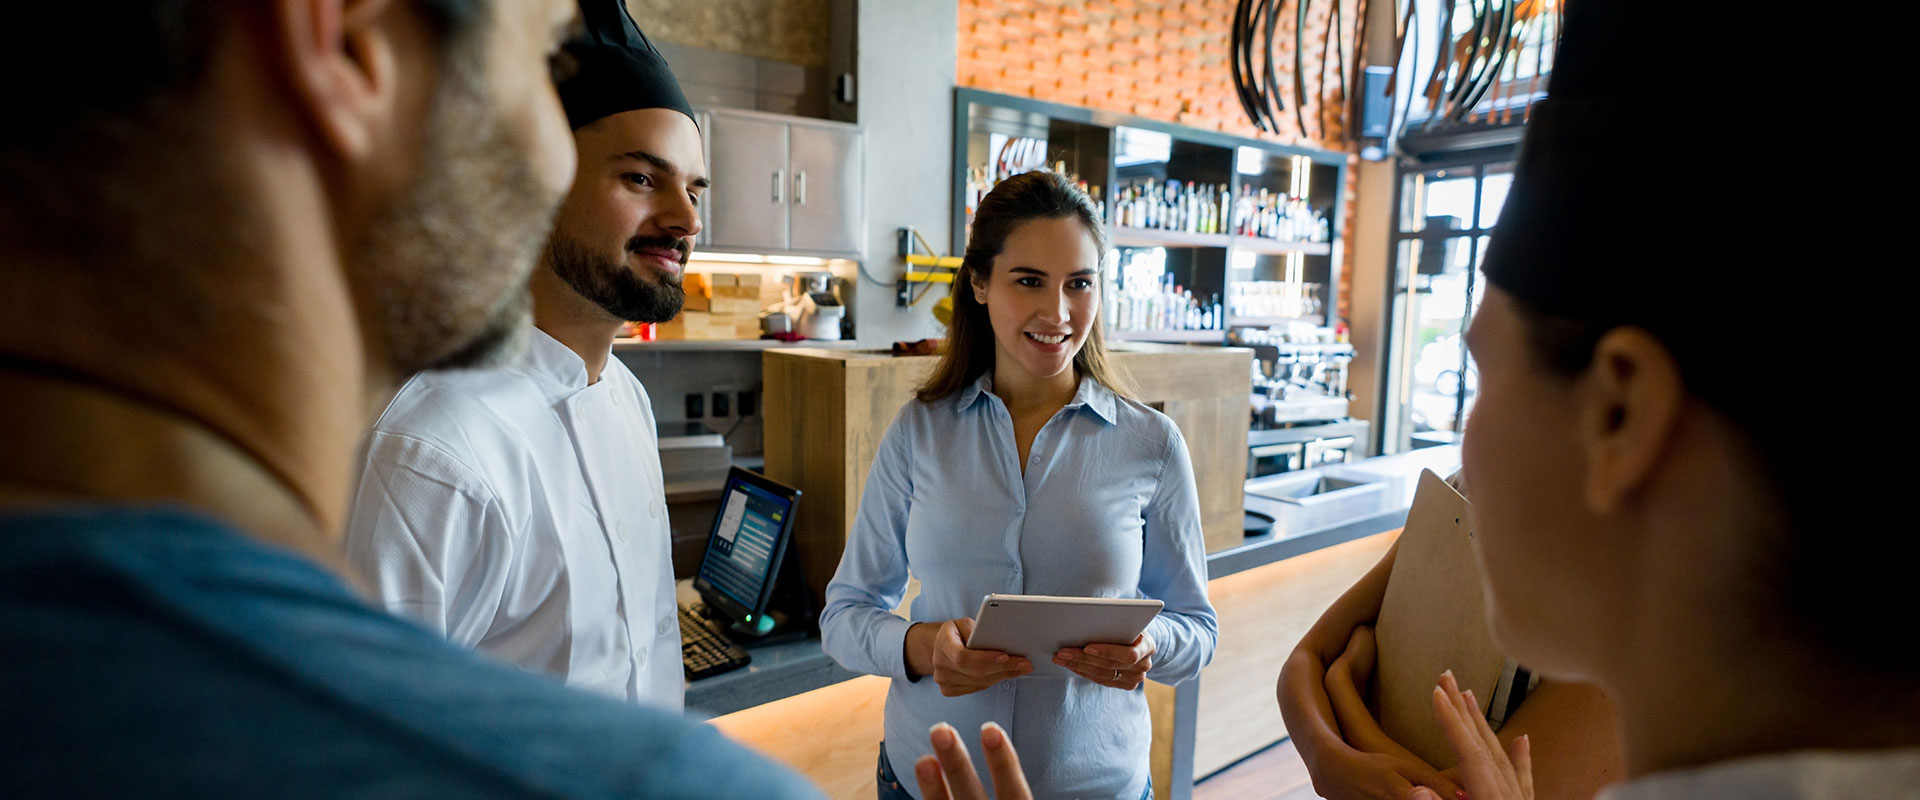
[
  {"xmin": 353, "ymin": 30, "xmax": 559, "ymax": 374},
  {"xmin": 544, "ymin": 229, "xmax": 686, "ymax": 324}
]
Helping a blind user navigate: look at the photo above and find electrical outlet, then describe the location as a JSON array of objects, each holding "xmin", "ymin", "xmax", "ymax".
[
  {"xmin": 684, "ymin": 393, "xmax": 704, "ymax": 419},
  {"xmin": 708, "ymin": 384, "xmax": 741, "ymax": 422},
  {"xmin": 737, "ymin": 389, "xmax": 757, "ymax": 417}
]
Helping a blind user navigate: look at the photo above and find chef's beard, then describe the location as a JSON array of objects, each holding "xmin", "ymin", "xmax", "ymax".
[
  {"xmin": 352, "ymin": 30, "xmax": 557, "ymax": 374},
  {"xmin": 545, "ymin": 230, "xmax": 688, "ymax": 324}
]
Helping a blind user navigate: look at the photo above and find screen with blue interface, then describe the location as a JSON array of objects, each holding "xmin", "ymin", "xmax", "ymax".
[{"xmin": 700, "ymin": 478, "xmax": 793, "ymax": 611}]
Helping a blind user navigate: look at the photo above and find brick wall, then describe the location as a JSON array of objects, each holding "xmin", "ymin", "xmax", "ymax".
[
  {"xmin": 958, "ymin": 0, "xmax": 1364, "ymax": 324},
  {"xmin": 958, "ymin": 0, "xmax": 1359, "ymax": 147}
]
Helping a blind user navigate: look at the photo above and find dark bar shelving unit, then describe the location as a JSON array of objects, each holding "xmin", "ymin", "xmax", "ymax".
[{"xmin": 951, "ymin": 88, "xmax": 1348, "ymax": 345}]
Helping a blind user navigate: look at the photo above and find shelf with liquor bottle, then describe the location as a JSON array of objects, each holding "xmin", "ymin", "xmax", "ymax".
[
  {"xmin": 960, "ymin": 101, "xmax": 1112, "ymax": 243},
  {"xmin": 1226, "ymin": 248, "xmax": 1331, "ymax": 328},
  {"xmin": 951, "ymin": 89, "xmax": 1348, "ymax": 341},
  {"xmin": 1104, "ymin": 245, "xmax": 1229, "ymax": 343},
  {"xmin": 1109, "ymin": 126, "xmax": 1233, "ymax": 244}
]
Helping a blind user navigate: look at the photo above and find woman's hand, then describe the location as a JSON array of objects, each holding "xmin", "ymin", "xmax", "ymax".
[
  {"xmin": 907, "ymin": 619, "xmax": 1032, "ymax": 697},
  {"xmin": 1415, "ymin": 670, "xmax": 1534, "ymax": 800},
  {"xmin": 1303, "ymin": 625, "xmax": 1463, "ymax": 800},
  {"xmin": 1310, "ymin": 747, "xmax": 1464, "ymax": 800},
  {"xmin": 1054, "ymin": 632, "xmax": 1155, "ymax": 690}
]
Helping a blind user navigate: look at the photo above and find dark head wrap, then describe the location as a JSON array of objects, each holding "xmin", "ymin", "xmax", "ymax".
[
  {"xmin": 1482, "ymin": 3, "xmax": 1904, "ymax": 672},
  {"xmin": 556, "ymin": 0, "xmax": 696, "ymax": 130},
  {"xmin": 1479, "ymin": 2, "xmax": 1772, "ymax": 413}
]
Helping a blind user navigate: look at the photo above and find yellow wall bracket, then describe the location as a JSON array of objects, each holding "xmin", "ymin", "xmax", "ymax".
[
  {"xmin": 903, "ymin": 254, "xmax": 963, "ymax": 269},
  {"xmin": 903, "ymin": 271, "xmax": 955, "ymax": 284}
]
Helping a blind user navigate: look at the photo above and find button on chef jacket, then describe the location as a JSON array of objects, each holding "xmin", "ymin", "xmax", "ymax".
[{"xmin": 345, "ymin": 329, "xmax": 680, "ymax": 708}]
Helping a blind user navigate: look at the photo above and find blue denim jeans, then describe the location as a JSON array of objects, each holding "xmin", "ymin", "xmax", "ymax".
[
  {"xmin": 876, "ymin": 742, "xmax": 1154, "ymax": 800},
  {"xmin": 876, "ymin": 743, "xmax": 915, "ymax": 800}
]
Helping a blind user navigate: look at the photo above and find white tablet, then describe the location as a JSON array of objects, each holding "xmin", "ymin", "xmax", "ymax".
[{"xmin": 964, "ymin": 593, "xmax": 1164, "ymax": 678}]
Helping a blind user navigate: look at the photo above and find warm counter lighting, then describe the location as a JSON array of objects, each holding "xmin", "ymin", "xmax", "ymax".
[
  {"xmin": 687, "ymin": 252, "xmax": 859, "ymax": 269},
  {"xmin": 707, "ymin": 675, "xmax": 889, "ymax": 799}
]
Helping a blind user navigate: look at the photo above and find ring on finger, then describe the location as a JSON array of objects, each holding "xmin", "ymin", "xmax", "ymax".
[{"xmin": 1113, "ymin": 669, "xmax": 1121, "ymax": 680}]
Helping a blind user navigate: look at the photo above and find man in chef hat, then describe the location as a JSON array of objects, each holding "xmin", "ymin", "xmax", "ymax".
[{"xmin": 346, "ymin": 0, "xmax": 709, "ymax": 709}]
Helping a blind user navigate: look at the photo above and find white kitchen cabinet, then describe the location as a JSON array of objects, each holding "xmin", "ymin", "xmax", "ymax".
[{"xmin": 704, "ymin": 109, "xmax": 863, "ymax": 258}]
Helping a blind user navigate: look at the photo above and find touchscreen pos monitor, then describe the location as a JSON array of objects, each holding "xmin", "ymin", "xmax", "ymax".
[{"xmin": 691, "ymin": 467, "xmax": 802, "ymax": 636}]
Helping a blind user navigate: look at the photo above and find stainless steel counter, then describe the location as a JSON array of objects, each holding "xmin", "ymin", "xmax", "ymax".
[{"xmin": 1210, "ymin": 445, "xmax": 1461, "ymax": 579}]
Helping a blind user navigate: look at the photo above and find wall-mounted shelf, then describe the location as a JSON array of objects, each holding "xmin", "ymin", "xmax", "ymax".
[
  {"xmin": 1109, "ymin": 329, "xmax": 1226, "ymax": 344},
  {"xmin": 1112, "ymin": 228, "xmax": 1230, "ymax": 250},
  {"xmin": 613, "ymin": 339, "xmax": 867, "ymax": 353},
  {"xmin": 1231, "ymin": 237, "xmax": 1332, "ymax": 257},
  {"xmin": 1229, "ymin": 315, "xmax": 1321, "ymax": 328},
  {"xmin": 1110, "ymin": 229, "xmax": 1330, "ymax": 258}
]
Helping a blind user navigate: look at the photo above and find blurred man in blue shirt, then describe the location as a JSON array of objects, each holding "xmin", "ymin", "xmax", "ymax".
[{"xmin": 0, "ymin": 1, "xmax": 816, "ymax": 797}]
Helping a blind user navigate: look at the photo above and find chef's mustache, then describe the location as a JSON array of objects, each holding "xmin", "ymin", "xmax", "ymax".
[{"xmin": 626, "ymin": 235, "xmax": 691, "ymax": 264}]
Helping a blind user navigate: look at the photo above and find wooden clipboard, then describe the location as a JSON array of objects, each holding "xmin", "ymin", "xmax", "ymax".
[{"xmin": 1372, "ymin": 469, "xmax": 1510, "ymax": 768}]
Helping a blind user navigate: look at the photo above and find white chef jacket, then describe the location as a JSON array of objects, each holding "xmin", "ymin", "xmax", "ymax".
[{"xmin": 344, "ymin": 329, "xmax": 681, "ymax": 708}]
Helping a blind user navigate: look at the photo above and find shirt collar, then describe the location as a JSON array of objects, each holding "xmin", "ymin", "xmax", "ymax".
[
  {"xmin": 519, "ymin": 328, "xmax": 594, "ymax": 396},
  {"xmin": 954, "ymin": 370, "xmax": 1119, "ymax": 426}
]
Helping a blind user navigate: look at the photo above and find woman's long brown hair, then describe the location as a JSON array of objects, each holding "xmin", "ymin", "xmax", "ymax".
[{"xmin": 915, "ymin": 170, "xmax": 1134, "ymax": 403}]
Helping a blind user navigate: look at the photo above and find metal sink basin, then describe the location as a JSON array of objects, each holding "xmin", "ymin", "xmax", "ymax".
[{"xmin": 1249, "ymin": 473, "xmax": 1384, "ymax": 506}]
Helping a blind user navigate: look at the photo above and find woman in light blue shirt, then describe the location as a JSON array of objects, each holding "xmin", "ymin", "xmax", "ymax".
[{"xmin": 820, "ymin": 171, "xmax": 1218, "ymax": 800}]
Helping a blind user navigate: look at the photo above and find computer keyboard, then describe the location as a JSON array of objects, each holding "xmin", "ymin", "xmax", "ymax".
[{"xmin": 680, "ymin": 602, "xmax": 751, "ymax": 681}]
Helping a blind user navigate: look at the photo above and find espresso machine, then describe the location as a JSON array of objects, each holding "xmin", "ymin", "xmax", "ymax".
[{"xmin": 1236, "ymin": 328, "xmax": 1370, "ymax": 476}]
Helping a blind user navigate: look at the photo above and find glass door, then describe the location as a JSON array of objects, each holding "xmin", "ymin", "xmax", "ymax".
[{"xmin": 1380, "ymin": 152, "xmax": 1513, "ymax": 454}]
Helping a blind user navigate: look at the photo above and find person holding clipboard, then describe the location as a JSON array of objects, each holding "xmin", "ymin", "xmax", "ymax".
[{"xmin": 819, "ymin": 170, "xmax": 1218, "ymax": 800}]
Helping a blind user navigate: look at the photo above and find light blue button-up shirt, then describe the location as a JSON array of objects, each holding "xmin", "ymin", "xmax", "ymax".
[{"xmin": 820, "ymin": 371, "xmax": 1218, "ymax": 800}]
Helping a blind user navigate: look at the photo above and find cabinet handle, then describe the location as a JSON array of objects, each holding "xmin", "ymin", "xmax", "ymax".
[
  {"xmin": 772, "ymin": 169, "xmax": 783, "ymax": 203},
  {"xmin": 794, "ymin": 170, "xmax": 807, "ymax": 205}
]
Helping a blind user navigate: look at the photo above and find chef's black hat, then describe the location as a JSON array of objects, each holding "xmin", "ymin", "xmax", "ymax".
[
  {"xmin": 1479, "ymin": 2, "xmax": 1908, "ymax": 665},
  {"xmin": 1478, "ymin": 2, "xmax": 1775, "ymax": 404},
  {"xmin": 556, "ymin": 0, "xmax": 695, "ymax": 130}
]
